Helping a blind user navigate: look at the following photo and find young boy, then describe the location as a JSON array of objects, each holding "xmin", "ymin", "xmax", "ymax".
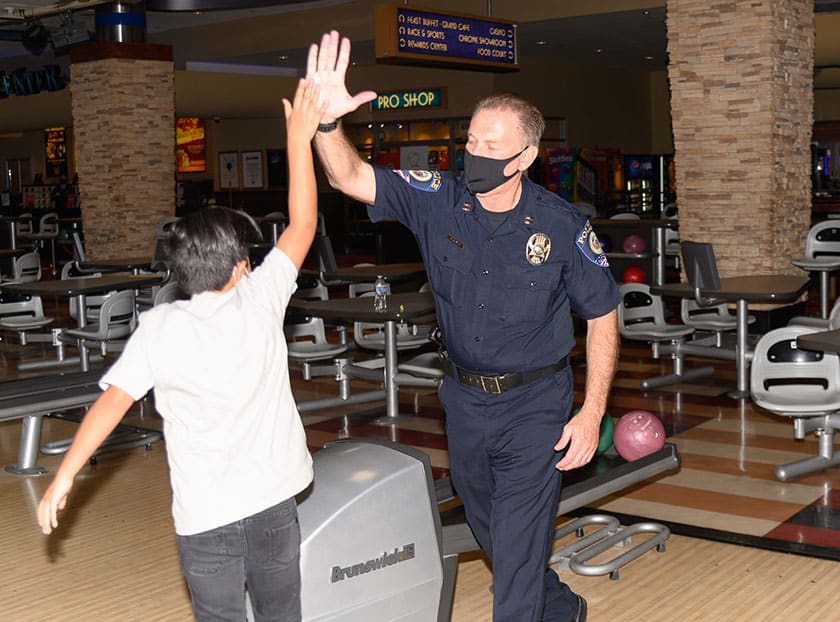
[{"xmin": 37, "ymin": 78, "xmax": 327, "ymax": 622}]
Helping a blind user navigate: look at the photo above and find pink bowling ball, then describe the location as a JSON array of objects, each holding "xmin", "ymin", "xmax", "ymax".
[
  {"xmin": 622, "ymin": 234, "xmax": 646, "ymax": 254},
  {"xmin": 613, "ymin": 411, "xmax": 666, "ymax": 461}
]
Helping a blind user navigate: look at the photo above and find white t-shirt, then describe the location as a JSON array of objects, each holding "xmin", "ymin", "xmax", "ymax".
[{"xmin": 101, "ymin": 248, "xmax": 313, "ymax": 535}]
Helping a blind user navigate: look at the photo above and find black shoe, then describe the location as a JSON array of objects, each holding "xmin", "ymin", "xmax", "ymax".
[{"xmin": 573, "ymin": 593, "xmax": 588, "ymax": 622}]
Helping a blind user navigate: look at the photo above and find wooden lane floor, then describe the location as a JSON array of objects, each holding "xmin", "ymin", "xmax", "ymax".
[{"xmin": 3, "ymin": 414, "xmax": 840, "ymax": 620}]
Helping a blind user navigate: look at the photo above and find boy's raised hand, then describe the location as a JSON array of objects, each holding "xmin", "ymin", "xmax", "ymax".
[
  {"xmin": 305, "ymin": 30, "xmax": 376, "ymax": 122},
  {"xmin": 283, "ymin": 79, "xmax": 328, "ymax": 144}
]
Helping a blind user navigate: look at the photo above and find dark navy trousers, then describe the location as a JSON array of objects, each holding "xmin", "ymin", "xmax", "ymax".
[{"xmin": 440, "ymin": 366, "xmax": 577, "ymax": 622}]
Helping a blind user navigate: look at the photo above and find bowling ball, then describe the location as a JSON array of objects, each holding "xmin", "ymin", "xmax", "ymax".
[
  {"xmin": 613, "ymin": 410, "xmax": 666, "ymax": 461},
  {"xmin": 598, "ymin": 233, "xmax": 613, "ymax": 253},
  {"xmin": 570, "ymin": 407, "xmax": 614, "ymax": 456},
  {"xmin": 622, "ymin": 266, "xmax": 646, "ymax": 283},
  {"xmin": 622, "ymin": 234, "xmax": 646, "ymax": 254}
]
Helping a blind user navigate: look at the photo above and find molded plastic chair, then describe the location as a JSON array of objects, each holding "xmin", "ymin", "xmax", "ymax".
[
  {"xmin": 788, "ymin": 296, "xmax": 840, "ymax": 331},
  {"xmin": 61, "ymin": 261, "xmax": 112, "ymax": 322},
  {"xmin": 750, "ymin": 325, "xmax": 840, "ymax": 481},
  {"xmin": 618, "ymin": 282, "xmax": 714, "ymax": 389},
  {"xmin": 791, "ymin": 220, "xmax": 840, "ymax": 320},
  {"xmin": 680, "ymin": 298, "xmax": 756, "ymax": 347},
  {"xmin": 18, "ymin": 212, "xmax": 58, "ymax": 273},
  {"xmin": 352, "ymin": 292, "xmax": 432, "ymax": 353},
  {"xmin": 286, "ymin": 317, "xmax": 349, "ymax": 365},
  {"xmin": 2, "ymin": 251, "xmax": 42, "ymax": 284},
  {"xmin": 152, "ymin": 281, "xmax": 187, "ymax": 306},
  {"xmin": 0, "ymin": 295, "xmax": 54, "ymax": 345},
  {"xmin": 60, "ymin": 289, "xmax": 137, "ymax": 357},
  {"xmin": 14, "ymin": 212, "xmax": 32, "ymax": 239}
]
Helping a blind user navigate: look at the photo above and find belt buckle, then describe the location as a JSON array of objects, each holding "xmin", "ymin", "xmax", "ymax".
[{"xmin": 480, "ymin": 375, "xmax": 502, "ymax": 394}]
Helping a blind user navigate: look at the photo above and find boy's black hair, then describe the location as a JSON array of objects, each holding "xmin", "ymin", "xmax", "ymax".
[{"xmin": 165, "ymin": 207, "xmax": 263, "ymax": 295}]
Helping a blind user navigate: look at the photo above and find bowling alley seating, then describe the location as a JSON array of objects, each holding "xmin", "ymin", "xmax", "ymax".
[
  {"xmin": 59, "ymin": 289, "xmax": 137, "ymax": 356},
  {"xmin": 351, "ymin": 290, "xmax": 433, "ymax": 352},
  {"xmin": 286, "ymin": 316, "xmax": 349, "ymax": 370},
  {"xmin": 0, "ymin": 294, "xmax": 54, "ymax": 346},
  {"xmin": 791, "ymin": 220, "xmax": 840, "ymax": 321},
  {"xmin": 151, "ymin": 280, "xmax": 187, "ymax": 306},
  {"xmin": 0, "ymin": 251, "xmax": 41, "ymax": 284},
  {"xmin": 18, "ymin": 212, "xmax": 59, "ymax": 274},
  {"xmin": 788, "ymin": 296, "xmax": 840, "ymax": 331},
  {"xmin": 680, "ymin": 298, "xmax": 755, "ymax": 348},
  {"xmin": 135, "ymin": 216, "xmax": 180, "ymax": 308},
  {"xmin": 618, "ymin": 282, "xmax": 714, "ymax": 389},
  {"xmin": 59, "ymin": 289, "xmax": 138, "ymax": 357},
  {"xmin": 750, "ymin": 324, "xmax": 840, "ymax": 481},
  {"xmin": 14, "ymin": 212, "xmax": 33, "ymax": 241}
]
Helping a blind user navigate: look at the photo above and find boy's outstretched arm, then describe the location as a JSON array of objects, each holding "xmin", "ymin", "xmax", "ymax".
[
  {"xmin": 276, "ymin": 78, "xmax": 327, "ymax": 270},
  {"xmin": 37, "ymin": 385, "xmax": 135, "ymax": 534}
]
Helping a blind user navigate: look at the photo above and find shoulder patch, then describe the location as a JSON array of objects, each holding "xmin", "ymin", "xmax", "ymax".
[
  {"xmin": 575, "ymin": 221, "xmax": 610, "ymax": 268},
  {"xmin": 392, "ymin": 169, "xmax": 442, "ymax": 192}
]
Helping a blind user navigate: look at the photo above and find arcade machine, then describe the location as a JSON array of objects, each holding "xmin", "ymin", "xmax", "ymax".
[{"xmin": 247, "ymin": 438, "xmax": 680, "ymax": 621}]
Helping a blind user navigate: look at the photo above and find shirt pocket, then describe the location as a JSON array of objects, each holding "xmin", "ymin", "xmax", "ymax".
[
  {"xmin": 428, "ymin": 235, "xmax": 473, "ymax": 307},
  {"xmin": 503, "ymin": 264, "xmax": 560, "ymax": 323}
]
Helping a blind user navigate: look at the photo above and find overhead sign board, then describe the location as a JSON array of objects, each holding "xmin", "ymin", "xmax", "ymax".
[
  {"xmin": 370, "ymin": 87, "xmax": 446, "ymax": 112},
  {"xmin": 375, "ymin": 3, "xmax": 518, "ymax": 72}
]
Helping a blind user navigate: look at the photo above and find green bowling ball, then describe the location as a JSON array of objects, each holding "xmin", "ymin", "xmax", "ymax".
[{"xmin": 571, "ymin": 406, "xmax": 614, "ymax": 456}]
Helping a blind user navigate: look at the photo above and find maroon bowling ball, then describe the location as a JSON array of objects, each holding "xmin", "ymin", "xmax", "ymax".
[
  {"xmin": 613, "ymin": 410, "xmax": 666, "ymax": 461},
  {"xmin": 622, "ymin": 266, "xmax": 646, "ymax": 283},
  {"xmin": 622, "ymin": 234, "xmax": 646, "ymax": 254}
]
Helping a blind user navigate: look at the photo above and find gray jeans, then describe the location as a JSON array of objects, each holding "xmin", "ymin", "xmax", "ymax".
[{"xmin": 176, "ymin": 497, "xmax": 301, "ymax": 622}]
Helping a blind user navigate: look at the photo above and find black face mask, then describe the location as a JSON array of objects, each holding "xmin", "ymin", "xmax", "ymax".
[{"xmin": 463, "ymin": 148, "xmax": 526, "ymax": 195}]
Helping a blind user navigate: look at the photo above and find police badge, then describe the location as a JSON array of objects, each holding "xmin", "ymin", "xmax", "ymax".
[{"xmin": 526, "ymin": 233, "xmax": 551, "ymax": 265}]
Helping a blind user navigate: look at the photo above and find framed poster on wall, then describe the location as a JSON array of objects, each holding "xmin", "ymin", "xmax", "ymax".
[
  {"xmin": 219, "ymin": 151, "xmax": 240, "ymax": 189},
  {"xmin": 241, "ymin": 150, "xmax": 264, "ymax": 189}
]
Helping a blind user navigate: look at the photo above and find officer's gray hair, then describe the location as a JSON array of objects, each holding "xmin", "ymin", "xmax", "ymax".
[{"xmin": 472, "ymin": 92, "xmax": 545, "ymax": 148}]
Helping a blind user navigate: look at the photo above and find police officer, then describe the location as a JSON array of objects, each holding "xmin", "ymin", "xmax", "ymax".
[{"xmin": 306, "ymin": 31, "xmax": 620, "ymax": 622}]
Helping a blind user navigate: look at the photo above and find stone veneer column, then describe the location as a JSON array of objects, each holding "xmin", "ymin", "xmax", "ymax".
[
  {"xmin": 667, "ymin": 0, "xmax": 813, "ymax": 276},
  {"xmin": 69, "ymin": 43, "xmax": 174, "ymax": 260}
]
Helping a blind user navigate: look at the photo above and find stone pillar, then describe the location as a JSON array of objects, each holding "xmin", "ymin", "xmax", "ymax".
[
  {"xmin": 69, "ymin": 42, "xmax": 174, "ymax": 260},
  {"xmin": 667, "ymin": 0, "xmax": 814, "ymax": 276}
]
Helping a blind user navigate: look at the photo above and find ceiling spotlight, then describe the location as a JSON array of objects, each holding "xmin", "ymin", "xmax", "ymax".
[{"xmin": 22, "ymin": 19, "xmax": 51, "ymax": 55}]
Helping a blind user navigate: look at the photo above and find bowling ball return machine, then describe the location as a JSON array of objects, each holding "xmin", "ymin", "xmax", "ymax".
[{"xmin": 247, "ymin": 438, "xmax": 680, "ymax": 621}]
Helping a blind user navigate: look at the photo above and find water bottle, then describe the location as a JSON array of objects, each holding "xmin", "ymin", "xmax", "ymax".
[{"xmin": 374, "ymin": 275, "xmax": 389, "ymax": 312}]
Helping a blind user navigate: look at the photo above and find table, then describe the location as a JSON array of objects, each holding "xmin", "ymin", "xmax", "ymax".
[
  {"xmin": 652, "ymin": 275, "xmax": 810, "ymax": 398},
  {"xmin": 0, "ymin": 272, "xmax": 164, "ymax": 371},
  {"xmin": 797, "ymin": 327, "xmax": 840, "ymax": 353},
  {"xmin": 289, "ymin": 292, "xmax": 436, "ymax": 420},
  {"xmin": 791, "ymin": 256, "xmax": 840, "ymax": 318},
  {"xmin": 321, "ymin": 262, "xmax": 426, "ymax": 284},
  {"xmin": 80, "ymin": 257, "xmax": 155, "ymax": 275}
]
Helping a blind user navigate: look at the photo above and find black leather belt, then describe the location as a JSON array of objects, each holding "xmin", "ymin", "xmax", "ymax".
[{"xmin": 441, "ymin": 356, "xmax": 568, "ymax": 395}]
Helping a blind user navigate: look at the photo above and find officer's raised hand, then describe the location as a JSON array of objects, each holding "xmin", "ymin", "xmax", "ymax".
[{"xmin": 306, "ymin": 30, "xmax": 377, "ymax": 123}]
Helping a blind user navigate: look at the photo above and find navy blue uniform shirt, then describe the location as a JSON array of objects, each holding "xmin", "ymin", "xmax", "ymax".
[{"xmin": 369, "ymin": 166, "xmax": 620, "ymax": 373}]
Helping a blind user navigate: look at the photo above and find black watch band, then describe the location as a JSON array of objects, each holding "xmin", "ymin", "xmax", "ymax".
[{"xmin": 317, "ymin": 120, "xmax": 340, "ymax": 133}]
